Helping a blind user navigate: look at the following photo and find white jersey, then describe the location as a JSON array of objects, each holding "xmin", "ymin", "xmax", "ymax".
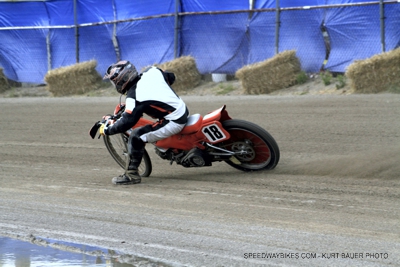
[{"xmin": 106, "ymin": 66, "xmax": 188, "ymax": 137}]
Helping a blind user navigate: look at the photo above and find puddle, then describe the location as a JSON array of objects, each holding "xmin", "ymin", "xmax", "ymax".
[{"xmin": 0, "ymin": 236, "xmax": 169, "ymax": 267}]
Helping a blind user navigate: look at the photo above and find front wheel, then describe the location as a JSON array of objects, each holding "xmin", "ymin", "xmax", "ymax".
[
  {"xmin": 219, "ymin": 119, "xmax": 280, "ymax": 171},
  {"xmin": 103, "ymin": 133, "xmax": 152, "ymax": 177}
]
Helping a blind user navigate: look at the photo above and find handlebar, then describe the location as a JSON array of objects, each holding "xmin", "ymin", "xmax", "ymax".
[{"xmin": 90, "ymin": 104, "xmax": 126, "ymax": 139}]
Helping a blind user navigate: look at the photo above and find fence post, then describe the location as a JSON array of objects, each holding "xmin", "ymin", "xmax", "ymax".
[
  {"xmin": 275, "ymin": 0, "xmax": 280, "ymax": 54},
  {"xmin": 46, "ymin": 32, "xmax": 51, "ymax": 71},
  {"xmin": 111, "ymin": 0, "xmax": 120, "ymax": 61},
  {"xmin": 74, "ymin": 0, "xmax": 79, "ymax": 63},
  {"xmin": 174, "ymin": 0, "xmax": 180, "ymax": 58},
  {"xmin": 380, "ymin": 0, "xmax": 386, "ymax": 52}
]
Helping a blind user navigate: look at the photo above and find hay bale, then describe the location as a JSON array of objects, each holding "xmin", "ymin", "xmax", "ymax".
[
  {"xmin": 346, "ymin": 48, "xmax": 400, "ymax": 93},
  {"xmin": 0, "ymin": 68, "xmax": 11, "ymax": 93},
  {"xmin": 236, "ymin": 50, "xmax": 301, "ymax": 94},
  {"xmin": 153, "ymin": 56, "xmax": 201, "ymax": 92},
  {"xmin": 44, "ymin": 60, "xmax": 102, "ymax": 96}
]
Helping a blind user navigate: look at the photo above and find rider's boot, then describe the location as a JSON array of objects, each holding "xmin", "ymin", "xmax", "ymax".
[{"xmin": 112, "ymin": 152, "xmax": 142, "ymax": 185}]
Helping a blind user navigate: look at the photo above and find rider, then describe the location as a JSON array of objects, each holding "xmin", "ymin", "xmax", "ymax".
[{"xmin": 100, "ymin": 60, "xmax": 189, "ymax": 185}]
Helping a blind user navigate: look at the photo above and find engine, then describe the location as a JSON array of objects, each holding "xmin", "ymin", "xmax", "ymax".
[
  {"xmin": 181, "ymin": 148, "xmax": 212, "ymax": 167},
  {"xmin": 155, "ymin": 147, "xmax": 211, "ymax": 167}
]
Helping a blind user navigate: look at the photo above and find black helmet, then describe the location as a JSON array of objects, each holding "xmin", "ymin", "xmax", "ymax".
[{"xmin": 103, "ymin": 60, "xmax": 138, "ymax": 94}]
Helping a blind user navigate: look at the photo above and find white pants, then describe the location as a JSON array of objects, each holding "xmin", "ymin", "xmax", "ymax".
[{"xmin": 140, "ymin": 120, "xmax": 185, "ymax": 143}]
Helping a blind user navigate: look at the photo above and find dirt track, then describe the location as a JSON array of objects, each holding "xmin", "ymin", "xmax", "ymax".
[{"xmin": 0, "ymin": 94, "xmax": 399, "ymax": 266}]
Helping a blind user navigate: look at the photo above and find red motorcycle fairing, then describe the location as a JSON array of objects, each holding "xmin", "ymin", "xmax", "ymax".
[
  {"xmin": 154, "ymin": 119, "xmax": 231, "ymax": 150},
  {"xmin": 115, "ymin": 104, "xmax": 233, "ymax": 151},
  {"xmin": 151, "ymin": 106, "xmax": 232, "ymax": 150},
  {"xmin": 113, "ymin": 103, "xmax": 125, "ymax": 116}
]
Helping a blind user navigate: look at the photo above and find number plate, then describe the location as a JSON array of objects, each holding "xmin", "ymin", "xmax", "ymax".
[{"xmin": 202, "ymin": 123, "xmax": 226, "ymax": 142}]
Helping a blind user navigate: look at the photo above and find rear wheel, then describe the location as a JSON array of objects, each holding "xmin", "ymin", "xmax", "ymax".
[
  {"xmin": 103, "ymin": 134, "xmax": 152, "ymax": 177},
  {"xmin": 219, "ymin": 119, "xmax": 280, "ymax": 171}
]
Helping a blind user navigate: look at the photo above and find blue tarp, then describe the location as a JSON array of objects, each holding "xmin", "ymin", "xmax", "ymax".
[
  {"xmin": 325, "ymin": 1, "xmax": 400, "ymax": 71},
  {"xmin": 180, "ymin": 0, "xmax": 249, "ymax": 74},
  {"xmin": 0, "ymin": 0, "xmax": 399, "ymax": 84},
  {"xmin": 181, "ymin": 13, "xmax": 249, "ymax": 74},
  {"xmin": 324, "ymin": 2, "xmax": 382, "ymax": 71},
  {"xmin": 114, "ymin": 1, "xmax": 176, "ymax": 72},
  {"xmin": 385, "ymin": 3, "xmax": 400, "ymax": 50},
  {"xmin": 182, "ymin": 0, "xmax": 249, "ymax": 11},
  {"xmin": 249, "ymin": 0, "xmax": 326, "ymax": 72},
  {"xmin": 279, "ymin": 9, "xmax": 326, "ymax": 72},
  {"xmin": 0, "ymin": 2, "xmax": 49, "ymax": 83},
  {"xmin": 247, "ymin": 11, "xmax": 276, "ymax": 65}
]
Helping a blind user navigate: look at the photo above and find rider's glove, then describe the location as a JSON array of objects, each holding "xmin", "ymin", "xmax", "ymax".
[
  {"xmin": 99, "ymin": 123, "xmax": 108, "ymax": 136},
  {"xmin": 100, "ymin": 120, "xmax": 113, "ymax": 136},
  {"xmin": 99, "ymin": 115, "xmax": 113, "ymax": 136}
]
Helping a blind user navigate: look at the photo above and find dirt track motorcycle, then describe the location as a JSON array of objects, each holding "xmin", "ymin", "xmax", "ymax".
[{"xmin": 89, "ymin": 102, "xmax": 280, "ymax": 177}]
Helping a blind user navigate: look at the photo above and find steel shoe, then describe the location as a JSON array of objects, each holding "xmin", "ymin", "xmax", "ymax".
[{"xmin": 112, "ymin": 170, "xmax": 141, "ymax": 185}]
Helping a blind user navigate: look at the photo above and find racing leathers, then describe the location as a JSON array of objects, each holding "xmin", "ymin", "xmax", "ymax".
[{"xmin": 104, "ymin": 66, "xmax": 189, "ymax": 170}]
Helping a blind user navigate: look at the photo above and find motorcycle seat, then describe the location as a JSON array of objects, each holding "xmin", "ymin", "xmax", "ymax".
[{"xmin": 181, "ymin": 114, "xmax": 203, "ymax": 134}]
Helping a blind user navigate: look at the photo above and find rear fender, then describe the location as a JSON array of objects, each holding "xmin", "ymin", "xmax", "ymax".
[{"xmin": 202, "ymin": 105, "xmax": 231, "ymax": 124}]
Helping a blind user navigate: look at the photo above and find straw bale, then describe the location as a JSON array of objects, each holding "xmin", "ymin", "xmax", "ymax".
[
  {"xmin": 45, "ymin": 60, "xmax": 102, "ymax": 96},
  {"xmin": 0, "ymin": 68, "xmax": 11, "ymax": 93},
  {"xmin": 346, "ymin": 48, "xmax": 400, "ymax": 93},
  {"xmin": 153, "ymin": 56, "xmax": 201, "ymax": 92},
  {"xmin": 236, "ymin": 50, "xmax": 301, "ymax": 94}
]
